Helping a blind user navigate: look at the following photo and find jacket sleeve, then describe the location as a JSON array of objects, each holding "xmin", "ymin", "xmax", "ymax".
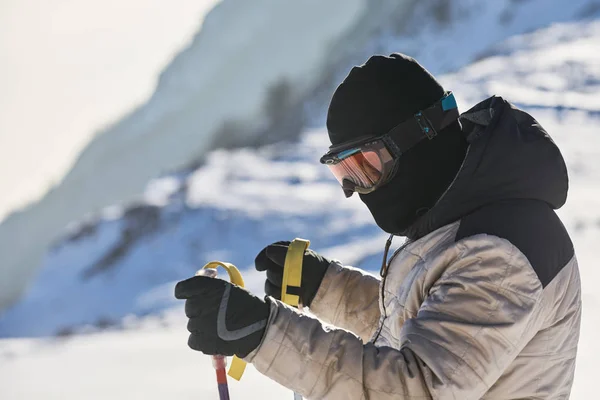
[
  {"xmin": 308, "ymin": 261, "xmax": 381, "ymax": 342},
  {"xmin": 245, "ymin": 241, "xmax": 545, "ymax": 400}
]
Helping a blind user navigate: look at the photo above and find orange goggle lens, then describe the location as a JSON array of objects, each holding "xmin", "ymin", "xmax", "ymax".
[{"xmin": 323, "ymin": 141, "xmax": 396, "ymax": 195}]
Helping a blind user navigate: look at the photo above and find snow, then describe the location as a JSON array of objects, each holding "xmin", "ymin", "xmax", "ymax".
[
  {"xmin": 1, "ymin": 20, "xmax": 599, "ymax": 398},
  {"xmin": 443, "ymin": 23, "xmax": 600, "ymax": 111},
  {"xmin": 144, "ymin": 177, "xmax": 182, "ymax": 207},
  {"xmin": 3, "ymin": 0, "xmax": 597, "ymax": 316},
  {"xmin": 1, "ymin": 6, "xmax": 599, "ymax": 400},
  {"xmin": 0, "ymin": 0, "xmax": 220, "ymax": 221},
  {"xmin": 4, "ymin": 10, "xmax": 599, "ymax": 337},
  {"xmin": 0, "ymin": 0, "xmax": 375, "ymax": 313},
  {"xmin": 0, "ymin": 320, "xmax": 291, "ymax": 400},
  {"xmin": 0, "ymin": 131, "xmax": 383, "ymax": 337},
  {"xmin": 0, "ymin": 0, "xmax": 221, "ymax": 312},
  {"xmin": 2, "ymin": 0, "xmax": 598, "ymax": 319},
  {"xmin": 0, "ymin": 0, "xmax": 380, "ymax": 310},
  {"xmin": 377, "ymin": 0, "xmax": 600, "ymax": 75}
]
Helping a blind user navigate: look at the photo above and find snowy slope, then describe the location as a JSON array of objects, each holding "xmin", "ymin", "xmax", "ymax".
[
  {"xmin": 1, "ymin": 17, "xmax": 598, "ymax": 337},
  {"xmin": 377, "ymin": 0, "xmax": 600, "ymax": 75},
  {"xmin": 0, "ymin": 316, "xmax": 293, "ymax": 400},
  {"xmin": 0, "ymin": 16, "xmax": 599, "ymax": 400},
  {"xmin": 0, "ymin": 0, "xmax": 219, "ymax": 221},
  {"xmin": 2, "ymin": 0, "xmax": 598, "ymax": 316},
  {"xmin": 0, "ymin": 0, "xmax": 375, "ymax": 312},
  {"xmin": 0, "ymin": 132, "xmax": 388, "ymax": 337}
]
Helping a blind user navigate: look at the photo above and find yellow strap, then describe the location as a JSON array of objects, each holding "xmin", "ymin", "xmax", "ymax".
[
  {"xmin": 281, "ymin": 241, "xmax": 310, "ymax": 400},
  {"xmin": 281, "ymin": 238, "xmax": 310, "ymax": 307},
  {"xmin": 202, "ymin": 262, "xmax": 247, "ymax": 381}
]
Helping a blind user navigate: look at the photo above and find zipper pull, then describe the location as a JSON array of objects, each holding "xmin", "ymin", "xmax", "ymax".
[{"xmin": 379, "ymin": 234, "xmax": 394, "ymax": 277}]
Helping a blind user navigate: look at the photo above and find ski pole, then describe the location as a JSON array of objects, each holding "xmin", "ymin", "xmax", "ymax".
[
  {"xmin": 281, "ymin": 238, "xmax": 311, "ymax": 400},
  {"xmin": 195, "ymin": 268, "xmax": 231, "ymax": 400},
  {"xmin": 196, "ymin": 262, "xmax": 248, "ymax": 400}
]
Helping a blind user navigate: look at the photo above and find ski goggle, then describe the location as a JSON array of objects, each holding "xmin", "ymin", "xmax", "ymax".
[
  {"xmin": 320, "ymin": 92, "xmax": 459, "ymax": 197},
  {"xmin": 320, "ymin": 137, "xmax": 398, "ymax": 197}
]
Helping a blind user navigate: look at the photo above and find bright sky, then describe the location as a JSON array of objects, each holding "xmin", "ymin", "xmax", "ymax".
[{"xmin": 0, "ymin": 0, "xmax": 220, "ymax": 221}]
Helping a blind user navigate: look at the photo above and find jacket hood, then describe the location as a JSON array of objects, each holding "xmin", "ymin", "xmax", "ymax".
[{"xmin": 405, "ymin": 96, "xmax": 569, "ymax": 240}]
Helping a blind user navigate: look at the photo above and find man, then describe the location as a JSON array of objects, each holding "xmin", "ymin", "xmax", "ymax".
[{"xmin": 175, "ymin": 54, "xmax": 581, "ymax": 399}]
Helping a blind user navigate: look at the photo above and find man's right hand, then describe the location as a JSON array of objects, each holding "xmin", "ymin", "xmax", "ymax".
[{"xmin": 254, "ymin": 241, "xmax": 331, "ymax": 307}]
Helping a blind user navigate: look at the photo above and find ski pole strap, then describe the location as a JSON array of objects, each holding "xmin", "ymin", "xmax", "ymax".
[
  {"xmin": 202, "ymin": 261, "xmax": 247, "ymax": 381},
  {"xmin": 201, "ymin": 238, "xmax": 310, "ymax": 387},
  {"xmin": 281, "ymin": 239, "xmax": 309, "ymax": 400},
  {"xmin": 281, "ymin": 238, "xmax": 310, "ymax": 307}
]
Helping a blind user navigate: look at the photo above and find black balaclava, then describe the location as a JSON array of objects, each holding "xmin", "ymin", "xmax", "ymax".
[{"xmin": 326, "ymin": 54, "xmax": 468, "ymax": 237}]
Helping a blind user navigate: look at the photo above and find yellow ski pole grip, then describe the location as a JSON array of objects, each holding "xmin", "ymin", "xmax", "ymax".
[
  {"xmin": 202, "ymin": 261, "xmax": 247, "ymax": 381},
  {"xmin": 281, "ymin": 238, "xmax": 310, "ymax": 307}
]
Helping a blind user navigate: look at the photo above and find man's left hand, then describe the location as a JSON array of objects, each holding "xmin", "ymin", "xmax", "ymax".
[{"xmin": 174, "ymin": 276, "xmax": 270, "ymax": 358}]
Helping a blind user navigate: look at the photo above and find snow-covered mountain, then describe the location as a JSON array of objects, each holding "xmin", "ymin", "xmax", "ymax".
[
  {"xmin": 2, "ymin": 1, "xmax": 600, "ymax": 397},
  {"xmin": 0, "ymin": 0, "xmax": 387, "ymax": 313},
  {"xmin": 0, "ymin": 0, "xmax": 220, "ymax": 222},
  {"xmin": 1, "ymin": 16, "xmax": 599, "ymax": 399},
  {"xmin": 0, "ymin": 0, "xmax": 371, "ymax": 312},
  {"xmin": 1, "ymin": 0, "xmax": 598, "ymax": 315},
  {"xmin": 0, "ymin": 13, "xmax": 598, "ymax": 336}
]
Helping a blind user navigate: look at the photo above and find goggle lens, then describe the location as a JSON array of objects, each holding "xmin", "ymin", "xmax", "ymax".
[{"xmin": 324, "ymin": 141, "xmax": 395, "ymax": 195}]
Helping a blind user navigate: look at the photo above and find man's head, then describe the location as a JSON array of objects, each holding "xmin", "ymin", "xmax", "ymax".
[{"xmin": 324, "ymin": 54, "xmax": 468, "ymax": 236}]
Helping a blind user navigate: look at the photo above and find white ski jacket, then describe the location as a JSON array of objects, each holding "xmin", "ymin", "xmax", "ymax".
[{"xmin": 245, "ymin": 98, "xmax": 581, "ymax": 399}]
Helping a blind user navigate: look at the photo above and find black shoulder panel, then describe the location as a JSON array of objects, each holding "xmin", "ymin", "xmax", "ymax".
[{"xmin": 455, "ymin": 199, "xmax": 574, "ymax": 288}]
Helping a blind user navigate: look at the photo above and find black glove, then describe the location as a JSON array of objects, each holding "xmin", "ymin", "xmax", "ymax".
[
  {"xmin": 254, "ymin": 241, "xmax": 331, "ymax": 307},
  {"xmin": 174, "ymin": 276, "xmax": 270, "ymax": 358}
]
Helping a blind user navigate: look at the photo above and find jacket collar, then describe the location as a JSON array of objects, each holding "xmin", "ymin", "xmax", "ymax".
[{"xmin": 404, "ymin": 96, "xmax": 569, "ymax": 241}]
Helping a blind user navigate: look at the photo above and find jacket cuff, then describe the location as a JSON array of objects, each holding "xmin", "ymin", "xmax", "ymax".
[
  {"xmin": 242, "ymin": 297, "xmax": 290, "ymax": 364},
  {"xmin": 242, "ymin": 298, "xmax": 335, "ymax": 397}
]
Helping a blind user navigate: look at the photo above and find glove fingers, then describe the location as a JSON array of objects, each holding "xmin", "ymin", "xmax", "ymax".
[
  {"xmin": 174, "ymin": 276, "xmax": 225, "ymax": 299},
  {"xmin": 185, "ymin": 298, "xmax": 216, "ymax": 319},
  {"xmin": 255, "ymin": 241, "xmax": 290, "ymax": 271},
  {"xmin": 265, "ymin": 243, "xmax": 290, "ymax": 266},
  {"xmin": 265, "ymin": 279, "xmax": 282, "ymax": 299},
  {"xmin": 254, "ymin": 247, "xmax": 272, "ymax": 272},
  {"xmin": 188, "ymin": 332, "xmax": 219, "ymax": 354},
  {"xmin": 187, "ymin": 316, "xmax": 208, "ymax": 335},
  {"xmin": 266, "ymin": 267, "xmax": 283, "ymax": 286}
]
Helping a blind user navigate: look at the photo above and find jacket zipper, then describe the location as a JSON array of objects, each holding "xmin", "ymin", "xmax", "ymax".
[{"xmin": 372, "ymin": 236, "xmax": 413, "ymax": 343}]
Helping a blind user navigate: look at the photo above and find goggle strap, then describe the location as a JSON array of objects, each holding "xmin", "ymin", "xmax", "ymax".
[
  {"xmin": 321, "ymin": 93, "xmax": 459, "ymax": 163},
  {"xmin": 387, "ymin": 98, "xmax": 459, "ymax": 154},
  {"xmin": 387, "ymin": 118, "xmax": 430, "ymax": 154}
]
